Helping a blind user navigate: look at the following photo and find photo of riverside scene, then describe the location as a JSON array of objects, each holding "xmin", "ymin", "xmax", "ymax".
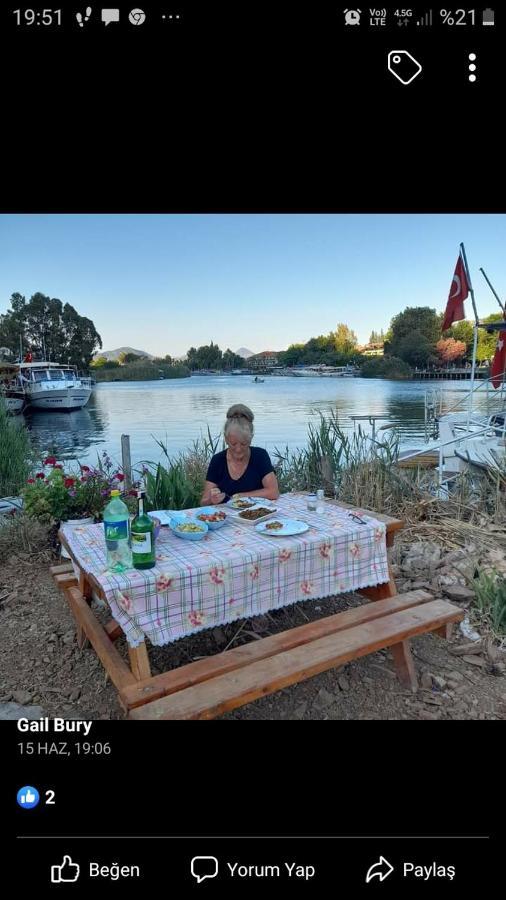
[{"xmin": 1, "ymin": 214, "xmax": 505, "ymax": 721}]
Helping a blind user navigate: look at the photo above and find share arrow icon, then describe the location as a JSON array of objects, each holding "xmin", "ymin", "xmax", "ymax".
[{"xmin": 365, "ymin": 856, "xmax": 395, "ymax": 883}]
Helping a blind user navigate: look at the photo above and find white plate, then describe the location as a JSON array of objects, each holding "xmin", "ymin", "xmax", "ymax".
[
  {"xmin": 255, "ymin": 517, "xmax": 309, "ymax": 536},
  {"xmin": 227, "ymin": 496, "xmax": 274, "ymax": 510}
]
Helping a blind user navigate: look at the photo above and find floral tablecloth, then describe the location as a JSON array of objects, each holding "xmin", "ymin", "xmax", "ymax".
[{"xmin": 61, "ymin": 494, "xmax": 389, "ymax": 648}]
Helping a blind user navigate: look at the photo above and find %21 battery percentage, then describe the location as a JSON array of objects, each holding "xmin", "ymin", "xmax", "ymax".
[{"xmin": 439, "ymin": 9, "xmax": 477, "ymax": 25}]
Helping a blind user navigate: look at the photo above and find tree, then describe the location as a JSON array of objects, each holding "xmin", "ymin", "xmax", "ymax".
[
  {"xmin": 477, "ymin": 313, "xmax": 505, "ymax": 362},
  {"xmin": 91, "ymin": 356, "xmax": 109, "ymax": 368},
  {"xmin": 436, "ymin": 338, "xmax": 467, "ymax": 364},
  {"xmin": 119, "ymin": 352, "xmax": 142, "ymax": 364},
  {"xmin": 361, "ymin": 356, "xmax": 412, "ymax": 379},
  {"xmin": 387, "ymin": 307, "xmax": 440, "ymax": 365},
  {"xmin": 185, "ymin": 342, "xmax": 224, "ymax": 370},
  {"xmin": 0, "ymin": 292, "xmax": 102, "ymax": 368},
  {"xmin": 396, "ymin": 331, "xmax": 437, "ymax": 368},
  {"xmin": 447, "ymin": 319, "xmax": 473, "ymax": 351},
  {"xmin": 334, "ymin": 323, "xmax": 357, "ymax": 355},
  {"xmin": 222, "ymin": 349, "xmax": 244, "ymax": 370}
]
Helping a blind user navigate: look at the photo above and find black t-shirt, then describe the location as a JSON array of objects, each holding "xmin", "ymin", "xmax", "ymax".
[{"xmin": 206, "ymin": 447, "xmax": 274, "ymax": 499}]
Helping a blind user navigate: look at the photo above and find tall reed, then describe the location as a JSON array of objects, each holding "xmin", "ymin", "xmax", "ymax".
[{"xmin": 0, "ymin": 399, "xmax": 32, "ymax": 497}]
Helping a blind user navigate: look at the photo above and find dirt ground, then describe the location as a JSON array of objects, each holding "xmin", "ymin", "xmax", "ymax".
[{"xmin": 1, "ymin": 549, "xmax": 505, "ymax": 721}]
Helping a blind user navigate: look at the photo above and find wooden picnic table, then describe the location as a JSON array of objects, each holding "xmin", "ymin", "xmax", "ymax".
[{"xmin": 54, "ymin": 494, "xmax": 462, "ymax": 719}]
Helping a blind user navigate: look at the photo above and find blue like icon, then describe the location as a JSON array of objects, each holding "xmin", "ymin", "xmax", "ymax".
[{"xmin": 17, "ymin": 785, "xmax": 40, "ymax": 809}]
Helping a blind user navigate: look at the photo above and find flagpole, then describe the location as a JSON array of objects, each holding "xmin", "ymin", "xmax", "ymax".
[
  {"xmin": 459, "ymin": 243, "xmax": 479, "ymax": 424},
  {"xmin": 460, "ymin": 242, "xmax": 479, "ymax": 324},
  {"xmin": 479, "ymin": 268, "xmax": 506, "ymax": 314}
]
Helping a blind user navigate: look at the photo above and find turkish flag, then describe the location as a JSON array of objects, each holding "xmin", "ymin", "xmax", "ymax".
[
  {"xmin": 442, "ymin": 255, "xmax": 469, "ymax": 332},
  {"xmin": 491, "ymin": 324, "xmax": 506, "ymax": 389}
]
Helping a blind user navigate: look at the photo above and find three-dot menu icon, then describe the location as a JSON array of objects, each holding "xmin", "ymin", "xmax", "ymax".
[{"xmin": 468, "ymin": 53, "xmax": 477, "ymax": 82}]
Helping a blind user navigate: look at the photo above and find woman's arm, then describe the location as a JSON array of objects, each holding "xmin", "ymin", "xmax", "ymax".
[
  {"xmin": 201, "ymin": 480, "xmax": 226, "ymax": 505},
  {"xmin": 233, "ymin": 471, "xmax": 280, "ymax": 501}
]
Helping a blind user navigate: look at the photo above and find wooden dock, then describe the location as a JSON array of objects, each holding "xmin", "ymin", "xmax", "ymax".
[{"xmin": 412, "ymin": 366, "xmax": 489, "ymax": 380}]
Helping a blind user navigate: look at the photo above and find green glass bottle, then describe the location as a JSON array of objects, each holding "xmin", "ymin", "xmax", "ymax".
[{"xmin": 131, "ymin": 490, "xmax": 156, "ymax": 569}]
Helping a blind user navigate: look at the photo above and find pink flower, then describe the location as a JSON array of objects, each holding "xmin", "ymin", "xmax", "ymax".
[
  {"xmin": 209, "ymin": 565, "xmax": 226, "ymax": 585},
  {"xmin": 35, "ymin": 472, "xmax": 45, "ymax": 479},
  {"xmin": 375, "ymin": 528, "xmax": 384, "ymax": 543},
  {"xmin": 81, "ymin": 465, "xmax": 90, "ymax": 473},
  {"xmin": 54, "ymin": 463, "xmax": 63, "ymax": 470},
  {"xmin": 319, "ymin": 542, "xmax": 332, "ymax": 559},
  {"xmin": 43, "ymin": 456, "xmax": 57, "ymax": 466},
  {"xmin": 349, "ymin": 543, "xmax": 361, "ymax": 558},
  {"xmin": 117, "ymin": 592, "xmax": 132, "ymax": 613},
  {"xmin": 300, "ymin": 580, "xmax": 313, "ymax": 595},
  {"xmin": 64, "ymin": 477, "xmax": 75, "ymax": 488},
  {"xmin": 278, "ymin": 549, "xmax": 292, "ymax": 562},
  {"xmin": 156, "ymin": 574, "xmax": 173, "ymax": 591},
  {"xmin": 114, "ymin": 472, "xmax": 125, "ymax": 482},
  {"xmin": 188, "ymin": 610, "xmax": 204, "ymax": 627},
  {"xmin": 27, "ymin": 478, "xmax": 35, "ymax": 484},
  {"xmin": 249, "ymin": 563, "xmax": 260, "ymax": 580}
]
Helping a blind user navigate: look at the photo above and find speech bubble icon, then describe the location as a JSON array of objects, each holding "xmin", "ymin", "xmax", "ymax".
[
  {"xmin": 191, "ymin": 856, "xmax": 219, "ymax": 884},
  {"xmin": 101, "ymin": 8, "xmax": 120, "ymax": 25}
]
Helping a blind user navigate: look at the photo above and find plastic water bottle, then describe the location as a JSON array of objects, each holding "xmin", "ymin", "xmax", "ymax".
[
  {"xmin": 316, "ymin": 489, "xmax": 325, "ymax": 514},
  {"xmin": 103, "ymin": 489, "xmax": 132, "ymax": 572}
]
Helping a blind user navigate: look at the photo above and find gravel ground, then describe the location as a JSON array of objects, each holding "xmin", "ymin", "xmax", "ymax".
[{"xmin": 1, "ymin": 551, "xmax": 505, "ymax": 721}]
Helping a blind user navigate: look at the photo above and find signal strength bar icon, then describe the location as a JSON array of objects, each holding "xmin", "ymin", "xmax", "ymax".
[{"xmin": 416, "ymin": 10, "xmax": 433, "ymax": 26}]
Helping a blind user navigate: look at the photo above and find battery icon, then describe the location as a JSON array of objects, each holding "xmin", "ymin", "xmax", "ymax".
[{"xmin": 482, "ymin": 8, "xmax": 495, "ymax": 25}]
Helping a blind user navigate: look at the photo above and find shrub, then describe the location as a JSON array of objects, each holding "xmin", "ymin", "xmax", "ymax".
[
  {"xmin": 22, "ymin": 453, "xmax": 135, "ymax": 523},
  {"xmin": 0, "ymin": 397, "xmax": 32, "ymax": 496},
  {"xmin": 360, "ymin": 356, "xmax": 412, "ymax": 379},
  {"xmin": 473, "ymin": 570, "xmax": 506, "ymax": 636}
]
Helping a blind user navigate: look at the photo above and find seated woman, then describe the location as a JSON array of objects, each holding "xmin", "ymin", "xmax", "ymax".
[{"xmin": 201, "ymin": 404, "xmax": 280, "ymax": 505}]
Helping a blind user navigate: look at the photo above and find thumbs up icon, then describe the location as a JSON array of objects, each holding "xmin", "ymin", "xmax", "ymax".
[{"xmin": 51, "ymin": 856, "xmax": 80, "ymax": 883}]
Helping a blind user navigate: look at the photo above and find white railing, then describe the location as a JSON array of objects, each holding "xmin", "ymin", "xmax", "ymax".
[
  {"xmin": 424, "ymin": 374, "xmax": 506, "ymax": 439},
  {"xmin": 399, "ymin": 423, "xmax": 502, "ymax": 488}
]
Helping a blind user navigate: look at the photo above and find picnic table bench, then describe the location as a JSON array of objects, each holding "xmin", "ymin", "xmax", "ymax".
[{"xmin": 53, "ymin": 497, "xmax": 463, "ymax": 719}]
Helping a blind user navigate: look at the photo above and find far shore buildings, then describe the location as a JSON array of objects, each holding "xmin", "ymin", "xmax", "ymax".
[
  {"xmin": 358, "ymin": 342, "xmax": 384, "ymax": 357},
  {"xmin": 249, "ymin": 350, "xmax": 280, "ymax": 369}
]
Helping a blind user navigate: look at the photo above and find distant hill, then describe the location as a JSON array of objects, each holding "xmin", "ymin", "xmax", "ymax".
[
  {"xmin": 93, "ymin": 347, "xmax": 154, "ymax": 361},
  {"xmin": 236, "ymin": 347, "xmax": 254, "ymax": 358}
]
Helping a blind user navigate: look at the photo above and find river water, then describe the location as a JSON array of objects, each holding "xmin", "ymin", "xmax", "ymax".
[{"xmin": 23, "ymin": 375, "xmax": 474, "ymax": 470}]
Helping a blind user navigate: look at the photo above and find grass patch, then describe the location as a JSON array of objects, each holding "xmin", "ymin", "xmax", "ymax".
[
  {"xmin": 472, "ymin": 570, "xmax": 506, "ymax": 637},
  {"xmin": 0, "ymin": 512, "xmax": 52, "ymax": 564},
  {"xmin": 0, "ymin": 398, "xmax": 33, "ymax": 497}
]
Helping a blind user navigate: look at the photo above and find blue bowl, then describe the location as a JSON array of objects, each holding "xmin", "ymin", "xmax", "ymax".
[
  {"xmin": 193, "ymin": 506, "xmax": 229, "ymax": 530},
  {"xmin": 169, "ymin": 515, "xmax": 208, "ymax": 541}
]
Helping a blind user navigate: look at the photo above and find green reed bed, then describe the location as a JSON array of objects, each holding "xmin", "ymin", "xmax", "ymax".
[{"xmin": 0, "ymin": 398, "xmax": 33, "ymax": 498}]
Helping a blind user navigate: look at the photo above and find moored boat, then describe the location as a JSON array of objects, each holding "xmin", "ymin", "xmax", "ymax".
[
  {"xmin": 0, "ymin": 363, "xmax": 25, "ymax": 413},
  {"xmin": 19, "ymin": 362, "xmax": 93, "ymax": 411}
]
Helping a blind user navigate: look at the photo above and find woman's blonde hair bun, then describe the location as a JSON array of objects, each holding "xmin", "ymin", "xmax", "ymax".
[{"xmin": 226, "ymin": 404, "xmax": 254, "ymax": 423}]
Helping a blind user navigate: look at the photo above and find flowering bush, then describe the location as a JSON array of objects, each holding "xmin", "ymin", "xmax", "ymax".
[{"xmin": 22, "ymin": 452, "xmax": 135, "ymax": 523}]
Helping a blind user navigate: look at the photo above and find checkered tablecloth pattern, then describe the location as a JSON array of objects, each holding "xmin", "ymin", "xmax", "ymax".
[{"xmin": 61, "ymin": 494, "xmax": 389, "ymax": 648}]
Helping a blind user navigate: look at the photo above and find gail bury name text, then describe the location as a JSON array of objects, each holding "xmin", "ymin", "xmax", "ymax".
[{"xmin": 17, "ymin": 718, "xmax": 92, "ymax": 736}]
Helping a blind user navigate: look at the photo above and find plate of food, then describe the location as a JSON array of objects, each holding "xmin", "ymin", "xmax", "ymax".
[
  {"xmin": 255, "ymin": 517, "xmax": 309, "ymax": 536},
  {"xmin": 193, "ymin": 506, "xmax": 229, "ymax": 530},
  {"xmin": 169, "ymin": 516, "xmax": 208, "ymax": 541},
  {"xmin": 227, "ymin": 496, "xmax": 263, "ymax": 510},
  {"xmin": 236, "ymin": 505, "xmax": 277, "ymax": 525}
]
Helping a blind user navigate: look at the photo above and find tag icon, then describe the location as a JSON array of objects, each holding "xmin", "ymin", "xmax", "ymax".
[{"xmin": 387, "ymin": 50, "xmax": 422, "ymax": 84}]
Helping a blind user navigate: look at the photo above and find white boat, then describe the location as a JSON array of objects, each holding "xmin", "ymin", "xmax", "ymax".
[
  {"xmin": 291, "ymin": 365, "xmax": 359, "ymax": 377},
  {"xmin": 19, "ymin": 362, "xmax": 93, "ymax": 411}
]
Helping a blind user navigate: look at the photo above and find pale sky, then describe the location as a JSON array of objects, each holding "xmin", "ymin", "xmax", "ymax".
[{"xmin": 1, "ymin": 214, "xmax": 505, "ymax": 357}]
